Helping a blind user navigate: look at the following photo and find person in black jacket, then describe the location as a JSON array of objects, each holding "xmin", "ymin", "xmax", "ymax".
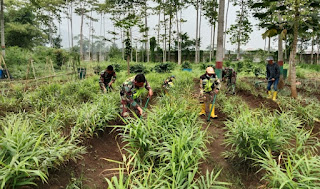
[{"xmin": 266, "ymin": 56, "xmax": 280, "ymax": 101}]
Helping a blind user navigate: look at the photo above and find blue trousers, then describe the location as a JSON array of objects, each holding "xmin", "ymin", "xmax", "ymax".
[{"xmin": 267, "ymin": 78, "xmax": 279, "ymax": 91}]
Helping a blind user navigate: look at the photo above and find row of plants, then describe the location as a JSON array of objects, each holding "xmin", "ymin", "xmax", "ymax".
[
  {"xmin": 0, "ymin": 76, "xmax": 121, "ymax": 187},
  {"xmin": 216, "ymin": 85, "xmax": 320, "ymax": 188},
  {"xmin": 106, "ymin": 72, "xmax": 230, "ymax": 188},
  {"xmin": 236, "ymin": 76, "xmax": 320, "ymax": 126},
  {"xmin": 0, "ymin": 66, "xmax": 185, "ymax": 188}
]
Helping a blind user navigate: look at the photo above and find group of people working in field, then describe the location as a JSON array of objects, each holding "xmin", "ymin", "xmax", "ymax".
[{"xmin": 98, "ymin": 57, "xmax": 279, "ymax": 119}]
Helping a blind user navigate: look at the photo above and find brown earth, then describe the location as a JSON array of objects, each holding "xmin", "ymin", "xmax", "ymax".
[
  {"xmin": 193, "ymin": 78, "xmax": 265, "ymax": 188},
  {"xmin": 36, "ymin": 93, "xmax": 160, "ymax": 189},
  {"xmin": 236, "ymin": 88, "xmax": 280, "ymax": 112},
  {"xmin": 37, "ymin": 123, "xmax": 125, "ymax": 189}
]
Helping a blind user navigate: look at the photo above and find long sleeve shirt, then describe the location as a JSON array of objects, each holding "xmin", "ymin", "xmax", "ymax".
[
  {"xmin": 120, "ymin": 77, "xmax": 151, "ymax": 108},
  {"xmin": 266, "ymin": 63, "xmax": 280, "ymax": 80},
  {"xmin": 200, "ymin": 74, "xmax": 221, "ymax": 93},
  {"xmin": 100, "ymin": 70, "xmax": 116, "ymax": 85}
]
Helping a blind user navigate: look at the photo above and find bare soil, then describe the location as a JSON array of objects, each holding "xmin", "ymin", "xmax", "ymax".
[
  {"xmin": 36, "ymin": 93, "xmax": 160, "ymax": 189},
  {"xmin": 236, "ymin": 88, "xmax": 280, "ymax": 112},
  {"xmin": 37, "ymin": 120, "xmax": 125, "ymax": 189},
  {"xmin": 193, "ymin": 78, "xmax": 265, "ymax": 188}
]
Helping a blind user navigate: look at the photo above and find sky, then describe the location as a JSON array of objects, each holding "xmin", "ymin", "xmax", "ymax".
[{"xmin": 57, "ymin": 1, "xmax": 280, "ymax": 51}]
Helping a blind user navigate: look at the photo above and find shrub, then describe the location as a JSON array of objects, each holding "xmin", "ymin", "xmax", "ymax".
[
  {"xmin": 153, "ymin": 62, "xmax": 175, "ymax": 73},
  {"xmin": 130, "ymin": 64, "xmax": 148, "ymax": 73},
  {"xmin": 200, "ymin": 63, "xmax": 215, "ymax": 70},
  {"xmin": 4, "ymin": 46, "xmax": 30, "ymax": 66},
  {"xmin": 181, "ymin": 61, "xmax": 192, "ymax": 69}
]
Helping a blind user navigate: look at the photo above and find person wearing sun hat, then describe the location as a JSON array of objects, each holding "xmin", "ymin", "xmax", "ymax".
[
  {"xmin": 199, "ymin": 67, "xmax": 221, "ymax": 119},
  {"xmin": 266, "ymin": 56, "xmax": 280, "ymax": 101}
]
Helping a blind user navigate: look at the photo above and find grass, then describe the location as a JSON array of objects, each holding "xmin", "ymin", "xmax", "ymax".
[{"xmin": 106, "ymin": 74, "xmax": 230, "ymax": 188}]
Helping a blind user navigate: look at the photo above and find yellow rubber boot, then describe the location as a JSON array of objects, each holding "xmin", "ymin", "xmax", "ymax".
[
  {"xmin": 199, "ymin": 104, "xmax": 206, "ymax": 116},
  {"xmin": 209, "ymin": 104, "xmax": 218, "ymax": 119},
  {"xmin": 272, "ymin": 91, "xmax": 278, "ymax": 101},
  {"xmin": 267, "ymin": 91, "xmax": 272, "ymax": 99}
]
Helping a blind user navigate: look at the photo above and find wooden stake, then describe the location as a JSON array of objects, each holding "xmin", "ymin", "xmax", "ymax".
[{"xmin": 31, "ymin": 59, "xmax": 36, "ymax": 79}]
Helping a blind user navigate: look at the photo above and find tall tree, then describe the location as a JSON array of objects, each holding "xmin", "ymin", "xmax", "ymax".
[
  {"xmin": 74, "ymin": 0, "xmax": 97, "ymax": 61},
  {"xmin": 0, "ymin": 0, "xmax": 5, "ymax": 57},
  {"xmin": 202, "ymin": 0, "xmax": 218, "ymax": 62},
  {"xmin": 227, "ymin": 0, "xmax": 252, "ymax": 60},
  {"xmin": 252, "ymin": 0, "xmax": 320, "ymax": 98},
  {"xmin": 216, "ymin": 0, "xmax": 225, "ymax": 78}
]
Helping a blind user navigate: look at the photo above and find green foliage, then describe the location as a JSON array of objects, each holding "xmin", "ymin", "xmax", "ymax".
[
  {"xmin": 5, "ymin": 46, "xmax": 30, "ymax": 66},
  {"xmin": 5, "ymin": 7, "xmax": 46, "ymax": 49},
  {"xmin": 0, "ymin": 114, "xmax": 84, "ymax": 187},
  {"xmin": 130, "ymin": 64, "xmax": 148, "ymax": 74},
  {"xmin": 107, "ymin": 84, "xmax": 229, "ymax": 188},
  {"xmin": 227, "ymin": 11, "xmax": 253, "ymax": 46},
  {"xmin": 153, "ymin": 62, "xmax": 175, "ymax": 73},
  {"xmin": 224, "ymin": 110, "xmax": 301, "ymax": 161},
  {"xmin": 299, "ymin": 63, "xmax": 320, "ymax": 72},
  {"xmin": 111, "ymin": 64, "xmax": 122, "ymax": 72},
  {"xmin": 200, "ymin": 63, "xmax": 215, "ymax": 70},
  {"xmin": 182, "ymin": 61, "xmax": 192, "ymax": 69},
  {"xmin": 257, "ymin": 142, "xmax": 320, "ymax": 188}
]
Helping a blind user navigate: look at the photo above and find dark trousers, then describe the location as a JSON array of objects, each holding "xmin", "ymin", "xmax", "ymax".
[{"xmin": 267, "ymin": 78, "xmax": 279, "ymax": 91}]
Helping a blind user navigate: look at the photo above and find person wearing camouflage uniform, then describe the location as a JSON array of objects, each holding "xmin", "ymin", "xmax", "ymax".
[
  {"xmin": 199, "ymin": 67, "xmax": 221, "ymax": 119},
  {"xmin": 100, "ymin": 65, "xmax": 116, "ymax": 93},
  {"xmin": 222, "ymin": 67, "xmax": 237, "ymax": 94},
  {"xmin": 120, "ymin": 74, "xmax": 153, "ymax": 118},
  {"xmin": 162, "ymin": 75, "xmax": 175, "ymax": 94}
]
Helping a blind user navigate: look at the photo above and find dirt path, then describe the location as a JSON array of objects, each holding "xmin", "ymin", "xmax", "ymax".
[
  {"xmin": 37, "ymin": 93, "xmax": 160, "ymax": 189},
  {"xmin": 38, "ymin": 124, "xmax": 125, "ymax": 189},
  {"xmin": 236, "ymin": 88, "xmax": 280, "ymax": 112},
  {"xmin": 193, "ymin": 78, "xmax": 264, "ymax": 189}
]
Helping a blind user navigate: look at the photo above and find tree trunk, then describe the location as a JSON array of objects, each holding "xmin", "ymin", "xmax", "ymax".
[
  {"xmin": 268, "ymin": 37, "xmax": 271, "ymax": 54},
  {"xmin": 198, "ymin": 1, "xmax": 202, "ymax": 63},
  {"xmin": 121, "ymin": 29, "xmax": 124, "ymax": 60},
  {"xmin": 136, "ymin": 44, "xmax": 138, "ymax": 62},
  {"xmin": 88, "ymin": 11, "xmax": 92, "ymax": 61},
  {"xmin": 278, "ymin": 14, "xmax": 283, "ymax": 66},
  {"xmin": 80, "ymin": 8, "xmax": 84, "ymax": 61},
  {"xmin": 289, "ymin": 0, "xmax": 299, "ymax": 98},
  {"xmin": 195, "ymin": 0, "xmax": 199, "ymax": 63},
  {"xmin": 130, "ymin": 29, "xmax": 133, "ymax": 62},
  {"xmin": 212, "ymin": 0, "xmax": 217, "ymax": 59},
  {"xmin": 1, "ymin": 0, "xmax": 5, "ymax": 57},
  {"xmin": 210, "ymin": 25, "xmax": 213, "ymax": 61},
  {"xmin": 70, "ymin": 1, "xmax": 74, "ymax": 48},
  {"xmin": 168, "ymin": 13, "xmax": 172, "ymax": 62},
  {"xmin": 157, "ymin": 3, "xmax": 161, "ymax": 46},
  {"xmin": 99, "ymin": 13, "xmax": 102, "ymax": 62},
  {"xmin": 224, "ymin": 0, "xmax": 230, "ymax": 59},
  {"xmin": 163, "ymin": 8, "xmax": 167, "ymax": 62},
  {"xmin": 127, "ymin": 55, "xmax": 130, "ymax": 75},
  {"xmin": 311, "ymin": 36, "xmax": 314, "ymax": 64},
  {"xmin": 145, "ymin": 1, "xmax": 149, "ymax": 62},
  {"xmin": 284, "ymin": 39, "xmax": 287, "ymax": 61},
  {"xmin": 216, "ymin": 0, "xmax": 225, "ymax": 78},
  {"xmin": 299, "ymin": 40, "xmax": 303, "ymax": 63},
  {"xmin": 237, "ymin": 0, "xmax": 244, "ymax": 60},
  {"xmin": 317, "ymin": 41, "xmax": 319, "ymax": 65},
  {"xmin": 176, "ymin": 9, "xmax": 181, "ymax": 65}
]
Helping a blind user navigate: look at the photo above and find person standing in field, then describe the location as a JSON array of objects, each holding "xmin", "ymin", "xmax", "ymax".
[
  {"xmin": 266, "ymin": 56, "xmax": 280, "ymax": 101},
  {"xmin": 120, "ymin": 74, "xmax": 153, "ymax": 118},
  {"xmin": 99, "ymin": 65, "xmax": 116, "ymax": 93},
  {"xmin": 199, "ymin": 67, "xmax": 221, "ymax": 119},
  {"xmin": 222, "ymin": 67, "xmax": 237, "ymax": 94}
]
